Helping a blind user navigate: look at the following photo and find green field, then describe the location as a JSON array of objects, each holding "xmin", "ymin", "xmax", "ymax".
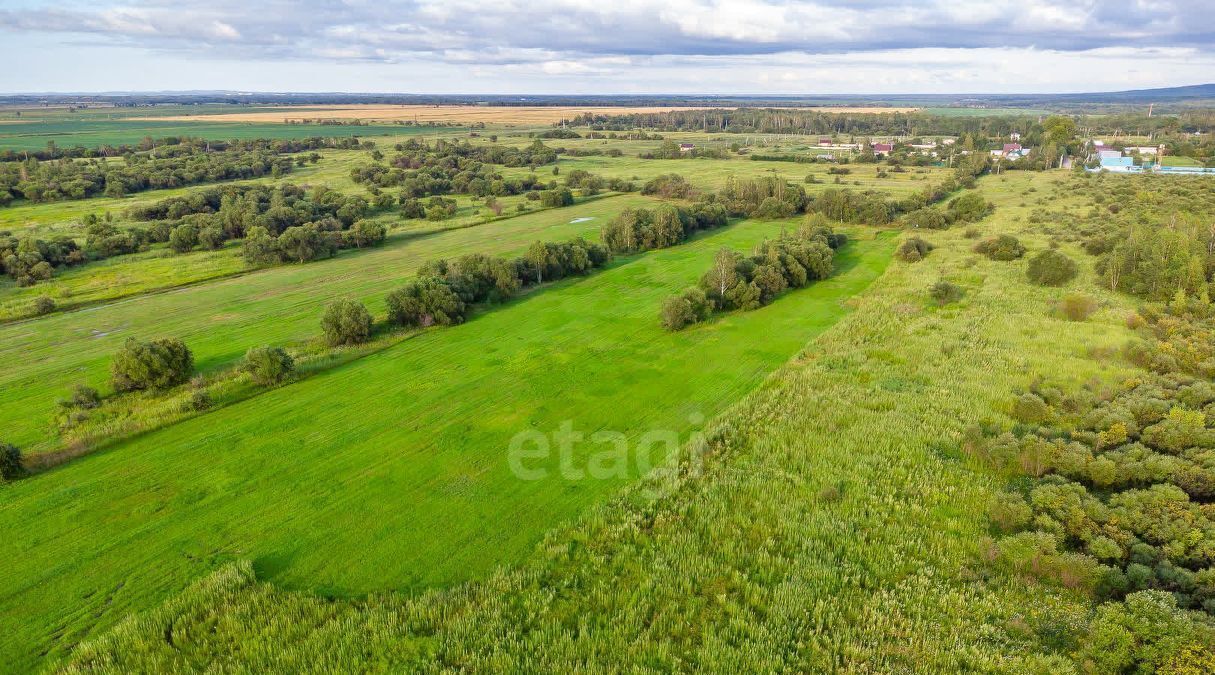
[
  {"xmin": 51, "ymin": 170, "xmax": 1152, "ymax": 672},
  {"xmin": 0, "ymin": 119, "xmax": 440, "ymax": 151},
  {"xmin": 0, "ymin": 193, "xmax": 656, "ymax": 452},
  {"xmin": 0, "ymin": 217, "xmax": 893, "ymax": 669},
  {"xmin": 7, "ymin": 104, "xmax": 1212, "ymax": 672}
]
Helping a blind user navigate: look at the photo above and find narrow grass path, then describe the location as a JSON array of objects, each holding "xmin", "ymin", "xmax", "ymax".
[{"xmin": 0, "ymin": 220, "xmax": 893, "ymax": 670}]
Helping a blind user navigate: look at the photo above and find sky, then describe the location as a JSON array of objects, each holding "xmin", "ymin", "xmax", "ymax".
[{"xmin": 1, "ymin": 0, "xmax": 1213, "ymax": 95}]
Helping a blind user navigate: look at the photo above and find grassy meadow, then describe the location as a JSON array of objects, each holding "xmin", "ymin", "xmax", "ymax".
[
  {"xmin": 0, "ymin": 193, "xmax": 656, "ymax": 451},
  {"xmin": 0, "ymin": 217, "xmax": 893, "ymax": 669},
  {"xmin": 4, "ymin": 110, "xmax": 1184, "ymax": 672},
  {"xmin": 55, "ymin": 169, "xmax": 1153, "ymax": 672}
]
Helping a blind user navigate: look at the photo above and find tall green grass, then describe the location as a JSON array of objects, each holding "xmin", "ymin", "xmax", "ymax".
[
  {"xmin": 0, "ymin": 217, "xmax": 892, "ymax": 670},
  {"xmin": 57, "ymin": 170, "xmax": 1140, "ymax": 672}
]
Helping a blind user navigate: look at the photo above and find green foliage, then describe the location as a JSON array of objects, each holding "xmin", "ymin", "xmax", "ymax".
[
  {"xmin": 1078, "ymin": 592, "xmax": 1215, "ymax": 674},
  {"xmin": 168, "ymin": 224, "xmax": 200, "ymax": 253},
  {"xmin": 660, "ymin": 286, "xmax": 712, "ymax": 331},
  {"xmin": 895, "ymin": 236, "xmax": 934, "ymax": 262},
  {"xmin": 241, "ymin": 347, "xmax": 295, "ymax": 385},
  {"xmin": 0, "ymin": 441, "xmax": 22, "ymax": 481},
  {"xmin": 539, "ymin": 187, "xmax": 574, "ymax": 208},
  {"xmin": 1011, "ymin": 392, "xmax": 1050, "ymax": 423},
  {"xmin": 640, "ymin": 173, "xmax": 693, "ymax": 199},
  {"xmin": 386, "ymin": 277, "xmax": 467, "ymax": 327},
  {"xmin": 320, "ymin": 299, "xmax": 372, "ymax": 346},
  {"xmin": 1059, "ymin": 293, "xmax": 1098, "ymax": 321},
  {"xmin": 1026, "ymin": 249, "xmax": 1078, "ymax": 286},
  {"xmin": 946, "ymin": 191, "xmax": 994, "ymax": 222},
  {"xmin": 929, "ymin": 279, "xmax": 963, "ymax": 305},
  {"xmin": 903, "ymin": 207, "xmax": 947, "ymax": 229},
  {"xmin": 974, "ymin": 234, "xmax": 1026, "ymax": 261},
  {"xmin": 277, "ymin": 225, "xmax": 335, "ymax": 264},
  {"xmin": 110, "ymin": 337, "xmax": 194, "ymax": 393},
  {"xmin": 345, "ymin": 220, "xmax": 387, "ymax": 249},
  {"xmin": 60, "ymin": 384, "xmax": 101, "ymax": 410},
  {"xmin": 691, "ymin": 225, "xmax": 838, "ymax": 321},
  {"xmin": 1096, "ymin": 216, "xmax": 1214, "ymax": 301},
  {"xmin": 32, "ymin": 295, "xmax": 55, "ymax": 315}
]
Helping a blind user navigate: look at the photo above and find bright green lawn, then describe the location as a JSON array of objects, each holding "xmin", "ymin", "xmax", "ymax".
[
  {"xmin": 1159, "ymin": 155, "xmax": 1204, "ymax": 167},
  {"xmin": 0, "ymin": 219, "xmax": 893, "ymax": 669}
]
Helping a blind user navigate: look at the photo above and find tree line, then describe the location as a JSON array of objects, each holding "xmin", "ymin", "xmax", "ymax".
[
  {"xmin": 0, "ymin": 137, "xmax": 359, "ymax": 205},
  {"xmin": 662, "ymin": 219, "xmax": 845, "ymax": 330}
]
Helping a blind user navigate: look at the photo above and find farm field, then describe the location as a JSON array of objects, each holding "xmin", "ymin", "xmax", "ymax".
[
  {"xmin": 0, "ymin": 193, "xmax": 656, "ymax": 452},
  {"xmin": 3, "ymin": 89, "xmax": 1213, "ymax": 673},
  {"xmin": 54, "ymin": 169, "xmax": 1153, "ymax": 672},
  {"xmin": 0, "ymin": 217, "xmax": 894, "ymax": 669},
  {"xmin": 138, "ymin": 104, "xmax": 923, "ymax": 125},
  {"xmin": 0, "ymin": 119, "xmax": 424, "ymax": 152}
]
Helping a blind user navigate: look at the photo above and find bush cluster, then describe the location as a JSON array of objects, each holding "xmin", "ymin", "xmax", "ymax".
[
  {"xmin": 110, "ymin": 337, "xmax": 194, "ymax": 392},
  {"xmin": 895, "ymin": 236, "xmax": 934, "ymax": 262},
  {"xmin": 0, "ymin": 136, "xmax": 351, "ymax": 204},
  {"xmin": 973, "ymin": 234, "xmax": 1026, "ymax": 261},
  {"xmin": 662, "ymin": 222, "xmax": 842, "ymax": 330},
  {"xmin": 600, "ymin": 203, "xmax": 727, "ymax": 254},
  {"xmin": 1027, "ymin": 249, "xmax": 1079, "ymax": 286}
]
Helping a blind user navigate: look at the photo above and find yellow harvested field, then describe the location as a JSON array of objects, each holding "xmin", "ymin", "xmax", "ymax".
[{"xmin": 135, "ymin": 104, "xmax": 920, "ymax": 125}]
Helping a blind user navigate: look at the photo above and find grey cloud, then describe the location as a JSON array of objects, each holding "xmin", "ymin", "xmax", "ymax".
[{"xmin": 1, "ymin": 0, "xmax": 1212, "ymax": 66}]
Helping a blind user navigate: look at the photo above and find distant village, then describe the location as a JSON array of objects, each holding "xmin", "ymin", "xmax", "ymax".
[{"xmin": 713, "ymin": 130, "xmax": 1213, "ymax": 176}]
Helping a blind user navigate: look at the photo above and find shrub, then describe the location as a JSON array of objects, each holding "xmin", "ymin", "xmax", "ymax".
[
  {"xmin": 947, "ymin": 191, "xmax": 993, "ymax": 222},
  {"xmin": 988, "ymin": 492, "xmax": 1032, "ymax": 532},
  {"xmin": 168, "ymin": 223, "xmax": 199, "ymax": 253},
  {"xmin": 60, "ymin": 384, "xmax": 100, "ymax": 410},
  {"xmin": 346, "ymin": 220, "xmax": 387, "ymax": 248},
  {"xmin": 242, "ymin": 346, "xmax": 295, "ymax": 385},
  {"xmin": 242, "ymin": 226, "xmax": 281, "ymax": 265},
  {"xmin": 929, "ymin": 279, "xmax": 963, "ymax": 306},
  {"xmin": 640, "ymin": 174, "xmax": 693, "ymax": 199},
  {"xmin": 660, "ymin": 287, "xmax": 712, "ymax": 331},
  {"xmin": 974, "ymin": 234, "xmax": 1026, "ymax": 261},
  {"xmin": 1027, "ymin": 249, "xmax": 1078, "ymax": 286},
  {"xmin": 386, "ymin": 277, "xmax": 466, "ymax": 327},
  {"xmin": 320, "ymin": 298, "xmax": 372, "ymax": 346},
  {"xmin": 660, "ymin": 295, "xmax": 696, "ymax": 331},
  {"xmin": 896, "ymin": 236, "xmax": 934, "ymax": 262},
  {"xmin": 184, "ymin": 390, "xmax": 212, "ymax": 412},
  {"xmin": 904, "ymin": 208, "xmax": 947, "ymax": 230},
  {"xmin": 110, "ymin": 337, "xmax": 194, "ymax": 392},
  {"xmin": 32, "ymin": 295, "xmax": 56, "ymax": 315},
  {"xmin": 1060, "ymin": 293, "xmax": 1098, "ymax": 321},
  {"xmin": 198, "ymin": 225, "xmax": 226, "ymax": 251},
  {"xmin": 1012, "ymin": 393, "xmax": 1050, "ymax": 423},
  {"xmin": 0, "ymin": 442, "xmax": 22, "ymax": 481},
  {"xmin": 539, "ymin": 187, "xmax": 574, "ymax": 208},
  {"xmin": 277, "ymin": 225, "xmax": 333, "ymax": 263}
]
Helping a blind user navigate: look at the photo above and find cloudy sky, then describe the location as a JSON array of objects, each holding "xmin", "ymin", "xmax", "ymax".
[{"xmin": 1, "ymin": 0, "xmax": 1213, "ymax": 94}]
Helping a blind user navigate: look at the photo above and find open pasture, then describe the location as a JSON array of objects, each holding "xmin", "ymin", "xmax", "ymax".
[
  {"xmin": 0, "ymin": 193, "xmax": 654, "ymax": 451},
  {"xmin": 0, "ymin": 218, "xmax": 893, "ymax": 669}
]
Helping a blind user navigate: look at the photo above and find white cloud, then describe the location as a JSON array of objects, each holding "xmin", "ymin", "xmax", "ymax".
[{"xmin": 0, "ymin": 0, "xmax": 1211, "ymax": 92}]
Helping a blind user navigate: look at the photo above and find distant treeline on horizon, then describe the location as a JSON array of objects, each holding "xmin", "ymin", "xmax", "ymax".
[{"xmin": 0, "ymin": 83, "xmax": 1213, "ymax": 112}]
